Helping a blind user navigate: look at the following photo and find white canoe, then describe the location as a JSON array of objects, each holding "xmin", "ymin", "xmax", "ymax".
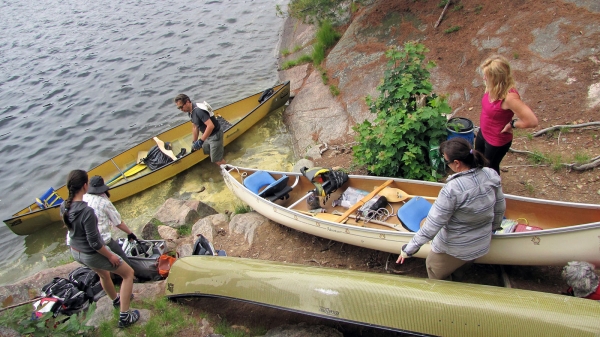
[{"xmin": 221, "ymin": 165, "xmax": 600, "ymax": 266}]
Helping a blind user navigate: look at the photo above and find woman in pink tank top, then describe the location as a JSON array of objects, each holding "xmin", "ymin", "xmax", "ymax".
[{"xmin": 476, "ymin": 55, "xmax": 538, "ymax": 174}]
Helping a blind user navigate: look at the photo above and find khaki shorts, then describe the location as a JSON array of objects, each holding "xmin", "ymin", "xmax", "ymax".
[
  {"xmin": 202, "ymin": 128, "xmax": 224, "ymax": 162},
  {"xmin": 71, "ymin": 246, "xmax": 121, "ymax": 272}
]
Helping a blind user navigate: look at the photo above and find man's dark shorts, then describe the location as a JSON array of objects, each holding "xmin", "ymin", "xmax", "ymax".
[{"xmin": 202, "ymin": 128, "xmax": 224, "ymax": 162}]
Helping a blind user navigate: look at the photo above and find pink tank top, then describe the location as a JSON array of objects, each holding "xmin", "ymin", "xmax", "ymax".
[{"xmin": 479, "ymin": 88, "xmax": 518, "ymax": 146}]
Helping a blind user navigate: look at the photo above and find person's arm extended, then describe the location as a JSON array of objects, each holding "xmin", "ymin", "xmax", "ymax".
[
  {"xmin": 192, "ymin": 123, "xmax": 200, "ymax": 142},
  {"xmin": 116, "ymin": 222, "xmax": 133, "ymax": 236},
  {"xmin": 501, "ymin": 92, "xmax": 538, "ymax": 132},
  {"xmin": 405, "ymin": 187, "xmax": 456, "ymax": 254},
  {"xmin": 199, "ymin": 118, "xmax": 215, "ymax": 142}
]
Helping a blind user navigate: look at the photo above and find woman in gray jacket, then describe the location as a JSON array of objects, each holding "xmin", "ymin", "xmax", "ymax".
[
  {"xmin": 61, "ymin": 170, "xmax": 139, "ymax": 328},
  {"xmin": 397, "ymin": 138, "xmax": 506, "ymax": 280}
]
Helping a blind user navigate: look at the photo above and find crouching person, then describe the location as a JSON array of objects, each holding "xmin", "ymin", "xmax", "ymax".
[
  {"xmin": 562, "ymin": 261, "xmax": 600, "ymax": 301},
  {"xmin": 61, "ymin": 169, "xmax": 140, "ymax": 328}
]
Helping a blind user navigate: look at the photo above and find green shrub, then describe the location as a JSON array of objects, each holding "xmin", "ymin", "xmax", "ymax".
[
  {"xmin": 353, "ymin": 42, "xmax": 451, "ymax": 180},
  {"xmin": 474, "ymin": 5, "xmax": 483, "ymax": 14}
]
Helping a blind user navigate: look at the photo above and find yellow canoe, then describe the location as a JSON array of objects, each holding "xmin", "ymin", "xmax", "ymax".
[
  {"xmin": 221, "ymin": 165, "xmax": 600, "ymax": 266},
  {"xmin": 3, "ymin": 82, "xmax": 290, "ymax": 235},
  {"xmin": 167, "ymin": 256, "xmax": 600, "ymax": 336}
]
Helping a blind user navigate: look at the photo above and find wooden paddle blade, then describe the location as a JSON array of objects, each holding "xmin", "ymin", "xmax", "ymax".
[
  {"xmin": 153, "ymin": 137, "xmax": 177, "ymax": 161},
  {"xmin": 315, "ymin": 213, "xmax": 345, "ymax": 222},
  {"xmin": 297, "ymin": 210, "xmax": 347, "ymax": 223},
  {"xmin": 377, "ymin": 187, "xmax": 409, "ymax": 202},
  {"xmin": 375, "ymin": 186, "xmax": 437, "ymax": 202}
]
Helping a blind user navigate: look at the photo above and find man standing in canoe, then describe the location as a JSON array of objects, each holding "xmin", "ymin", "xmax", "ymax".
[{"xmin": 174, "ymin": 94, "xmax": 226, "ymax": 166}]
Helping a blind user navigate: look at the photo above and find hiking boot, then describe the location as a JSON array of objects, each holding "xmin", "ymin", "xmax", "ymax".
[
  {"xmin": 112, "ymin": 294, "xmax": 135, "ymax": 308},
  {"xmin": 118, "ymin": 310, "xmax": 140, "ymax": 328}
]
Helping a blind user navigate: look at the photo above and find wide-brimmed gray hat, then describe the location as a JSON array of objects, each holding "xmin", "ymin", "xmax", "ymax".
[{"xmin": 88, "ymin": 175, "xmax": 109, "ymax": 194}]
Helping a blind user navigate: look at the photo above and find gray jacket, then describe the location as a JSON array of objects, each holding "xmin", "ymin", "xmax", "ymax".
[
  {"xmin": 62, "ymin": 201, "xmax": 105, "ymax": 254},
  {"xmin": 405, "ymin": 167, "xmax": 505, "ymax": 261}
]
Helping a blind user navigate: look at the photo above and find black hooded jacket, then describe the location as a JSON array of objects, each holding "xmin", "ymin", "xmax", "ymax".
[{"xmin": 62, "ymin": 201, "xmax": 105, "ymax": 254}]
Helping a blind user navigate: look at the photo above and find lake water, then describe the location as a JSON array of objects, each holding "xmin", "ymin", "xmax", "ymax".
[{"xmin": 0, "ymin": 0, "xmax": 293, "ymax": 285}]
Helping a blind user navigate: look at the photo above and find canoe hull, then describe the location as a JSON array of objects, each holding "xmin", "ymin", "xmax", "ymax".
[
  {"xmin": 166, "ymin": 256, "xmax": 600, "ymax": 337},
  {"xmin": 4, "ymin": 83, "xmax": 290, "ymax": 235},
  {"xmin": 222, "ymin": 166, "xmax": 600, "ymax": 266}
]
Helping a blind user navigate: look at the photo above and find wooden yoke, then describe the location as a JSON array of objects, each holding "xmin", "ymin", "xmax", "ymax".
[{"xmin": 336, "ymin": 179, "xmax": 394, "ymax": 223}]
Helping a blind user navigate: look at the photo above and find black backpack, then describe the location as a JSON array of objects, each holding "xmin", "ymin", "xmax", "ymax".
[
  {"xmin": 68, "ymin": 266, "xmax": 104, "ymax": 302},
  {"xmin": 142, "ymin": 145, "xmax": 174, "ymax": 170},
  {"xmin": 40, "ymin": 277, "xmax": 89, "ymax": 317}
]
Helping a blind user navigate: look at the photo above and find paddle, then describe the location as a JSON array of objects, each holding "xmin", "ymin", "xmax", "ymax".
[
  {"xmin": 298, "ymin": 210, "xmax": 341, "ymax": 222},
  {"xmin": 298, "ymin": 210, "xmax": 402, "ymax": 231},
  {"xmin": 107, "ymin": 164, "xmax": 148, "ymax": 186},
  {"xmin": 377, "ymin": 187, "xmax": 437, "ymax": 202},
  {"xmin": 337, "ymin": 179, "xmax": 394, "ymax": 223},
  {"xmin": 153, "ymin": 137, "xmax": 177, "ymax": 161}
]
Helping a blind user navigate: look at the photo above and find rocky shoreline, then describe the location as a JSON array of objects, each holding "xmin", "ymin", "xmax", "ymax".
[{"xmin": 3, "ymin": 0, "xmax": 600, "ymax": 334}]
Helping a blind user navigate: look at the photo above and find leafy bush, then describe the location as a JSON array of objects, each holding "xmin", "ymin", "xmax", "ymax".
[{"xmin": 353, "ymin": 42, "xmax": 451, "ymax": 180}]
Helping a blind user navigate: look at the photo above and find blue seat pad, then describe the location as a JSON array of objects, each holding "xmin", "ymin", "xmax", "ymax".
[
  {"xmin": 244, "ymin": 171, "xmax": 276, "ymax": 195},
  {"xmin": 397, "ymin": 197, "xmax": 432, "ymax": 232}
]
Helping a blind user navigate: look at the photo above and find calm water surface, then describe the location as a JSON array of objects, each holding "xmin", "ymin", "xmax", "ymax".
[{"xmin": 0, "ymin": 0, "xmax": 293, "ymax": 285}]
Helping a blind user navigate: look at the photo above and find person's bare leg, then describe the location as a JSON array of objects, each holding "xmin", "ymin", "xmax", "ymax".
[
  {"xmin": 91, "ymin": 268, "xmax": 118, "ymax": 300},
  {"xmin": 112, "ymin": 263, "xmax": 134, "ymax": 311}
]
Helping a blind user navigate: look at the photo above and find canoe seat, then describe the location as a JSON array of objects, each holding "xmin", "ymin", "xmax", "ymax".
[
  {"xmin": 244, "ymin": 171, "xmax": 292, "ymax": 202},
  {"xmin": 397, "ymin": 197, "xmax": 432, "ymax": 232},
  {"xmin": 36, "ymin": 187, "xmax": 64, "ymax": 209}
]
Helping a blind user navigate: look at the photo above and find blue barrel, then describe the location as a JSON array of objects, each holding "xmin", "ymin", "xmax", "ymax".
[{"xmin": 446, "ymin": 117, "xmax": 474, "ymax": 146}]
